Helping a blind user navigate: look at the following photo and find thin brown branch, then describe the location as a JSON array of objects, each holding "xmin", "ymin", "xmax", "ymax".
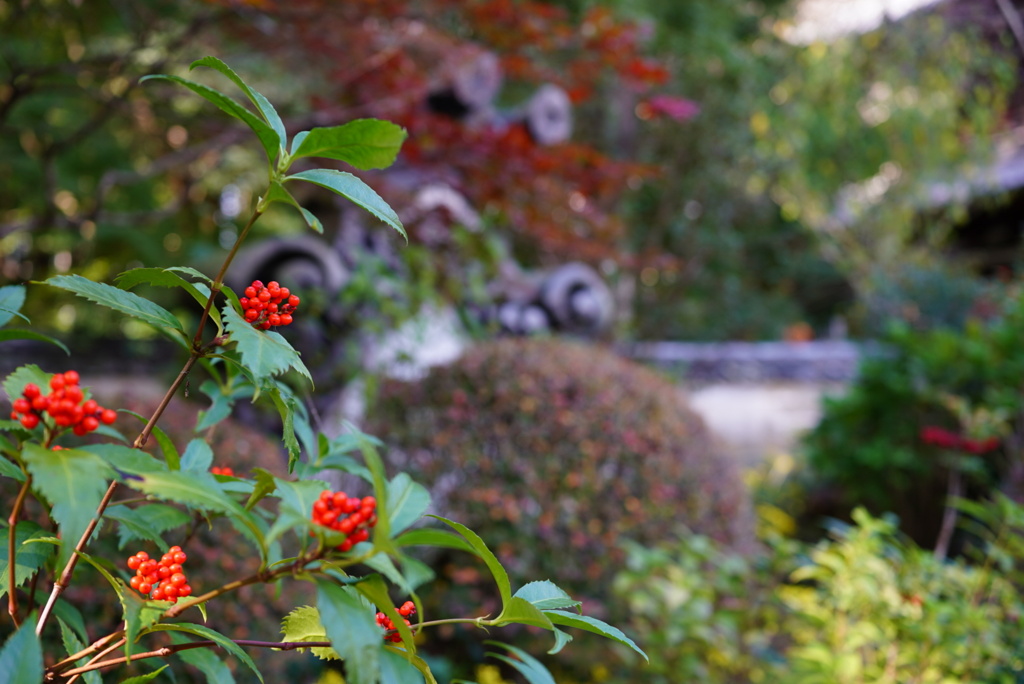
[
  {"xmin": 7, "ymin": 476, "xmax": 32, "ymax": 627},
  {"xmin": 64, "ymin": 637, "xmax": 126, "ymax": 684}
]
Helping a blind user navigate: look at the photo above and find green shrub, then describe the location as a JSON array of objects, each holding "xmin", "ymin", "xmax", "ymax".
[
  {"xmin": 803, "ymin": 290, "xmax": 1024, "ymax": 540},
  {"xmin": 366, "ymin": 337, "xmax": 754, "ymax": 606}
]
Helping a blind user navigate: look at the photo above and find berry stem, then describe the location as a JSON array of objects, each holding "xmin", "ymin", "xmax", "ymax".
[
  {"xmin": 7, "ymin": 475, "xmax": 32, "ymax": 627},
  {"xmin": 36, "ymin": 479, "xmax": 119, "ymax": 636},
  {"xmin": 132, "ymin": 352, "xmax": 200, "ymax": 449}
]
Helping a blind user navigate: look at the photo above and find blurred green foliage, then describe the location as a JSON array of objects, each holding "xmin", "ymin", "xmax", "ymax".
[{"xmin": 611, "ymin": 502, "xmax": 1024, "ymax": 683}]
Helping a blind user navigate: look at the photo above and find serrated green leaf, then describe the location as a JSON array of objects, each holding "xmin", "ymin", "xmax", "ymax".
[
  {"xmin": 148, "ymin": 622, "xmax": 263, "ymax": 683},
  {"xmin": 223, "ymin": 306, "xmax": 312, "ymax": 385},
  {"xmin": 429, "ymin": 515, "xmax": 511, "ymax": 608},
  {"xmin": 170, "ymin": 631, "xmax": 236, "ymax": 684},
  {"xmin": 245, "ymin": 467, "xmax": 278, "ymax": 511},
  {"xmin": 267, "ymin": 387, "xmax": 301, "ymax": 471},
  {"xmin": 355, "ymin": 574, "xmax": 416, "ymax": 652},
  {"xmin": 106, "ymin": 504, "xmax": 191, "ymax": 550},
  {"xmin": 84, "ymin": 443, "xmax": 166, "ymax": 475},
  {"xmin": 285, "ymin": 169, "xmax": 405, "ymax": 239},
  {"xmin": 122, "ymin": 410, "xmax": 180, "ymax": 469},
  {"xmin": 3, "ymin": 365, "xmax": 51, "ymax": 404},
  {"xmin": 196, "ymin": 379, "xmax": 238, "ymax": 431},
  {"xmin": 548, "ymin": 626, "xmax": 573, "ymax": 655},
  {"xmin": 262, "ymin": 181, "xmax": 323, "ymax": 233},
  {"xmin": 317, "ymin": 580, "xmax": 383, "ymax": 684},
  {"xmin": 268, "ymin": 476, "xmax": 325, "ymax": 547},
  {"xmin": 53, "ymin": 600, "xmax": 88, "ymax": 643},
  {"xmin": 291, "ymin": 119, "xmax": 406, "ymax": 170},
  {"xmin": 118, "ymin": 664, "xmax": 169, "ymax": 683},
  {"xmin": 0, "ymin": 455, "xmax": 26, "ymax": 482},
  {"xmin": 115, "ymin": 267, "xmax": 221, "ymax": 332},
  {"xmin": 0, "ymin": 615, "xmax": 43, "ymax": 684},
  {"xmin": 0, "ymin": 285, "xmax": 26, "ymax": 327},
  {"xmin": 118, "ymin": 582, "xmax": 167, "ymax": 661},
  {"xmin": 58, "ymin": 617, "xmax": 101, "ymax": 684},
  {"xmin": 0, "ymin": 522, "xmax": 55, "ymax": 599},
  {"xmin": 387, "ymin": 473, "xmax": 431, "ymax": 537},
  {"xmin": 543, "ymin": 610, "xmax": 647, "ymax": 661},
  {"xmin": 0, "ymin": 329, "xmax": 70, "ymax": 354},
  {"xmin": 513, "ymin": 581, "xmax": 581, "ymax": 612},
  {"xmin": 141, "ymin": 73, "xmax": 279, "ymax": 162},
  {"xmin": 22, "ymin": 444, "xmax": 113, "ymax": 570},
  {"xmin": 280, "ymin": 605, "xmax": 340, "ymax": 660},
  {"xmin": 191, "ymin": 56, "xmax": 287, "ymax": 154},
  {"xmin": 181, "ymin": 439, "xmax": 214, "ymax": 471},
  {"xmin": 46, "ymin": 275, "xmax": 186, "ymax": 340}
]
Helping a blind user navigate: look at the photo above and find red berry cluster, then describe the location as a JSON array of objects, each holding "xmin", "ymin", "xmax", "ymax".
[
  {"xmin": 376, "ymin": 601, "xmax": 416, "ymax": 642},
  {"xmin": 920, "ymin": 426, "xmax": 1000, "ymax": 454},
  {"xmin": 210, "ymin": 466, "xmax": 235, "ymax": 476},
  {"xmin": 127, "ymin": 547, "xmax": 193, "ymax": 603},
  {"xmin": 311, "ymin": 490, "xmax": 378, "ymax": 552},
  {"xmin": 240, "ymin": 280, "xmax": 300, "ymax": 330},
  {"xmin": 10, "ymin": 372, "xmax": 117, "ymax": 434}
]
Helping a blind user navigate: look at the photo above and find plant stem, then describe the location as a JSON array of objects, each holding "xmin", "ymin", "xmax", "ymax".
[
  {"xmin": 132, "ymin": 353, "xmax": 200, "ymax": 449},
  {"xmin": 7, "ymin": 476, "xmax": 32, "ymax": 627},
  {"xmin": 934, "ymin": 463, "xmax": 963, "ymax": 560},
  {"xmin": 63, "ymin": 637, "xmax": 126, "ymax": 684},
  {"xmin": 36, "ymin": 479, "xmax": 119, "ymax": 635}
]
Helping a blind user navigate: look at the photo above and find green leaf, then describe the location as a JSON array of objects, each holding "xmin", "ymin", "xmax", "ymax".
[
  {"xmin": 58, "ymin": 617, "xmax": 101, "ymax": 684},
  {"xmin": 291, "ymin": 119, "xmax": 406, "ymax": 170},
  {"xmin": 0, "ymin": 285, "xmax": 26, "ymax": 327},
  {"xmin": 0, "ymin": 615, "xmax": 43, "ymax": 684},
  {"xmin": 245, "ymin": 467, "xmax": 278, "ymax": 511},
  {"xmin": 119, "ymin": 583, "xmax": 167, "ymax": 661},
  {"xmin": 548, "ymin": 626, "xmax": 573, "ymax": 655},
  {"xmin": 387, "ymin": 473, "xmax": 431, "ymax": 536},
  {"xmin": 381, "ymin": 646, "xmax": 431, "ymax": 684},
  {"xmin": 267, "ymin": 386, "xmax": 302, "ymax": 471},
  {"xmin": 281, "ymin": 605, "xmax": 340, "ymax": 660},
  {"xmin": 22, "ymin": 444, "xmax": 113, "ymax": 570},
  {"xmin": 0, "ymin": 329, "xmax": 70, "ymax": 354},
  {"xmin": 223, "ymin": 306, "xmax": 312, "ymax": 385},
  {"xmin": 170, "ymin": 632, "xmax": 236, "ymax": 684},
  {"xmin": 485, "ymin": 642, "xmax": 555, "ymax": 684},
  {"xmin": 285, "ymin": 169, "xmax": 406, "ymax": 239},
  {"xmin": 495, "ymin": 597, "xmax": 553, "ymax": 630},
  {"xmin": 316, "ymin": 580, "xmax": 384, "ymax": 684},
  {"xmin": 0, "ymin": 522, "xmax": 55, "ymax": 599},
  {"xmin": 543, "ymin": 610, "xmax": 648, "ymax": 661},
  {"xmin": 513, "ymin": 581, "xmax": 580, "ymax": 612},
  {"xmin": 106, "ymin": 504, "xmax": 191, "ymax": 550},
  {"xmin": 115, "ymin": 267, "xmax": 221, "ymax": 332},
  {"xmin": 429, "ymin": 515, "xmax": 511, "ymax": 607},
  {"xmin": 191, "ymin": 56, "xmax": 287, "ymax": 154},
  {"xmin": 181, "ymin": 438, "xmax": 214, "ymax": 471},
  {"xmin": 268, "ymin": 476, "xmax": 325, "ymax": 546},
  {"xmin": 52, "ymin": 600, "xmax": 88, "ymax": 643},
  {"xmin": 262, "ymin": 181, "xmax": 323, "ymax": 233},
  {"xmin": 148, "ymin": 622, "xmax": 263, "ymax": 683},
  {"xmin": 355, "ymin": 574, "xmax": 416, "ymax": 651},
  {"xmin": 84, "ymin": 443, "xmax": 166, "ymax": 476},
  {"xmin": 141, "ymin": 73, "xmax": 279, "ymax": 162},
  {"xmin": 117, "ymin": 665, "xmax": 169, "ymax": 683},
  {"xmin": 3, "ymin": 365, "xmax": 51, "ymax": 404},
  {"xmin": 46, "ymin": 275, "xmax": 186, "ymax": 341},
  {"xmin": 196, "ymin": 379, "xmax": 240, "ymax": 431},
  {"xmin": 122, "ymin": 410, "xmax": 180, "ymax": 469},
  {"xmin": 394, "ymin": 528, "xmax": 475, "ymax": 554}
]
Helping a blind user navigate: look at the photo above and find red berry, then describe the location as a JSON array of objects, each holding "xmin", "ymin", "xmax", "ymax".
[
  {"xmin": 82, "ymin": 399, "xmax": 98, "ymax": 414},
  {"xmin": 127, "ymin": 556, "xmax": 141, "ymax": 570},
  {"xmin": 280, "ymin": 314, "xmax": 293, "ymax": 326},
  {"xmin": 50, "ymin": 375, "xmax": 65, "ymax": 390},
  {"xmin": 65, "ymin": 386, "xmax": 83, "ymax": 403},
  {"xmin": 130, "ymin": 575, "xmax": 142, "ymax": 590},
  {"xmin": 288, "ymin": 295, "xmax": 300, "ymax": 307},
  {"xmin": 31, "ymin": 396, "xmax": 48, "ymax": 411},
  {"xmin": 244, "ymin": 308, "xmax": 260, "ymax": 322},
  {"xmin": 172, "ymin": 551, "xmax": 187, "ymax": 564},
  {"xmin": 100, "ymin": 409, "xmax": 117, "ymax": 425},
  {"xmin": 63, "ymin": 371, "xmax": 80, "ymax": 385},
  {"xmin": 170, "ymin": 573, "xmax": 187, "ymax": 587},
  {"xmin": 13, "ymin": 398, "xmax": 30, "ymax": 413},
  {"xmin": 22, "ymin": 384, "xmax": 40, "ymax": 400},
  {"xmin": 82, "ymin": 416, "xmax": 99, "ymax": 432},
  {"xmin": 244, "ymin": 286, "xmax": 257, "ymax": 299},
  {"xmin": 138, "ymin": 582, "xmax": 152, "ymax": 594},
  {"xmin": 150, "ymin": 587, "xmax": 164, "ymax": 600},
  {"xmin": 20, "ymin": 414, "xmax": 39, "ymax": 430},
  {"xmin": 163, "ymin": 585, "xmax": 179, "ymax": 599},
  {"xmin": 168, "ymin": 563, "xmax": 183, "ymax": 574},
  {"xmin": 158, "ymin": 566, "xmax": 172, "ymax": 579},
  {"xmin": 258, "ymin": 290, "xmax": 271, "ymax": 302},
  {"xmin": 136, "ymin": 551, "xmax": 150, "ymax": 560},
  {"xmin": 268, "ymin": 314, "xmax": 281, "ymax": 326},
  {"xmin": 179, "ymin": 584, "xmax": 192, "ymax": 597}
]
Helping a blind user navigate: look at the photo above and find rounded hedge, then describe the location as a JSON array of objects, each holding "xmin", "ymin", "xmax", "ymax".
[{"xmin": 366, "ymin": 337, "xmax": 753, "ymax": 606}]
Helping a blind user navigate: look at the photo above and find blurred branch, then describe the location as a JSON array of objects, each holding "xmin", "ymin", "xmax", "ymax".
[{"xmin": 995, "ymin": 0, "xmax": 1024, "ymax": 59}]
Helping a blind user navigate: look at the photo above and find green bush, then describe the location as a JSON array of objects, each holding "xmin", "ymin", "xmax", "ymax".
[
  {"xmin": 611, "ymin": 503, "xmax": 1024, "ymax": 683},
  {"xmin": 802, "ymin": 289, "xmax": 1024, "ymax": 541},
  {"xmin": 366, "ymin": 337, "xmax": 754, "ymax": 606}
]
